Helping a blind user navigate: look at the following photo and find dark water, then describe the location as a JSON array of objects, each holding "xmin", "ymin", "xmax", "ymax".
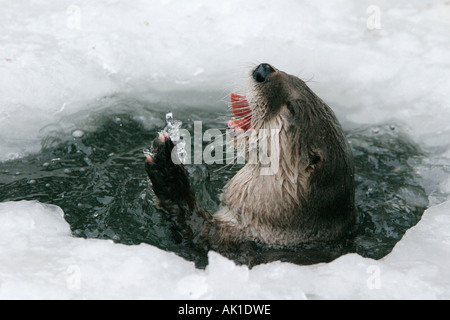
[{"xmin": 0, "ymin": 102, "xmax": 430, "ymax": 268}]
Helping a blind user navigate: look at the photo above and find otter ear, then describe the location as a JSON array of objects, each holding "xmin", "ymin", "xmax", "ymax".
[
  {"xmin": 286, "ymin": 101, "xmax": 296, "ymax": 117},
  {"xmin": 306, "ymin": 149, "xmax": 322, "ymax": 172}
]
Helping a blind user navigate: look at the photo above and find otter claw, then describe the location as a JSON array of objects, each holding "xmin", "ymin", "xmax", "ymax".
[{"xmin": 157, "ymin": 130, "xmax": 170, "ymax": 143}]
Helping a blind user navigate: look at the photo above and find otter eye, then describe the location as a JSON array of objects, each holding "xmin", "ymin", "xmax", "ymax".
[
  {"xmin": 306, "ymin": 149, "xmax": 322, "ymax": 172},
  {"xmin": 311, "ymin": 154, "xmax": 321, "ymax": 165}
]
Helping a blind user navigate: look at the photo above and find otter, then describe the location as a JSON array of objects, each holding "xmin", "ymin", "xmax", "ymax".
[{"xmin": 145, "ymin": 63, "xmax": 356, "ymax": 266}]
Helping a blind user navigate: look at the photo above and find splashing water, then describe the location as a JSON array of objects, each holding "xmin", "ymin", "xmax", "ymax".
[
  {"xmin": 163, "ymin": 111, "xmax": 187, "ymax": 163},
  {"xmin": 142, "ymin": 111, "xmax": 187, "ymax": 162}
]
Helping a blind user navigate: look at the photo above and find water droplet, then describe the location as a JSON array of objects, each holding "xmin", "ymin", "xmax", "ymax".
[
  {"xmin": 163, "ymin": 111, "xmax": 187, "ymax": 162},
  {"xmin": 166, "ymin": 111, "xmax": 173, "ymax": 123},
  {"xmin": 72, "ymin": 129, "xmax": 85, "ymax": 138},
  {"xmin": 143, "ymin": 148, "xmax": 153, "ymax": 157}
]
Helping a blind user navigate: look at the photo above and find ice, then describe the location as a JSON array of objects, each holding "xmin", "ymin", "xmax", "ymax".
[
  {"xmin": 163, "ymin": 111, "xmax": 187, "ymax": 163},
  {"xmin": 1, "ymin": 0, "xmax": 449, "ymax": 157},
  {"xmin": 1, "ymin": 200, "xmax": 450, "ymax": 299},
  {"xmin": 165, "ymin": 111, "xmax": 183, "ymax": 144},
  {"xmin": 71, "ymin": 129, "xmax": 85, "ymax": 138},
  {"xmin": 142, "ymin": 111, "xmax": 187, "ymax": 162},
  {"xmin": 1, "ymin": 0, "xmax": 450, "ymax": 299}
]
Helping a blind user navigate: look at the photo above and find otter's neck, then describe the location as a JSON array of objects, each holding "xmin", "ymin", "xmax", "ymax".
[{"xmin": 222, "ymin": 116, "xmax": 306, "ymax": 226}]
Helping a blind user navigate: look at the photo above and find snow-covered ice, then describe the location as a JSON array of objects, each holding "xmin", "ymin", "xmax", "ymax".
[
  {"xmin": 1, "ymin": 0, "xmax": 450, "ymax": 299},
  {"xmin": 1, "ymin": 200, "xmax": 450, "ymax": 299}
]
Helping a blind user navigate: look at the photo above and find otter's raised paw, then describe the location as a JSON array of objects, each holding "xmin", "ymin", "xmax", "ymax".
[
  {"xmin": 146, "ymin": 131, "xmax": 176, "ymax": 166},
  {"xmin": 145, "ymin": 132, "xmax": 194, "ymax": 210}
]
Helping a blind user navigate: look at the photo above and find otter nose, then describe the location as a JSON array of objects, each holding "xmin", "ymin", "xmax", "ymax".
[{"xmin": 253, "ymin": 63, "xmax": 275, "ymax": 83}]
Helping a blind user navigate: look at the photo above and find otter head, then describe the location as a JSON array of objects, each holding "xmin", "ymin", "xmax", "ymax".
[
  {"xmin": 247, "ymin": 63, "xmax": 328, "ymax": 130},
  {"xmin": 241, "ymin": 63, "xmax": 353, "ymax": 174},
  {"xmin": 247, "ymin": 63, "xmax": 290, "ymax": 126},
  {"xmin": 231, "ymin": 63, "xmax": 351, "ymax": 172}
]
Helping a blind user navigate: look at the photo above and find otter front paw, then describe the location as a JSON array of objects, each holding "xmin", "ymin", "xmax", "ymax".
[{"xmin": 145, "ymin": 132, "xmax": 194, "ymax": 210}]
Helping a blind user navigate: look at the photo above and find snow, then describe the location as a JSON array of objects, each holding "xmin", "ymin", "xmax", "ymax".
[
  {"xmin": 1, "ymin": 0, "xmax": 450, "ymax": 299},
  {"xmin": 1, "ymin": 200, "xmax": 450, "ymax": 299}
]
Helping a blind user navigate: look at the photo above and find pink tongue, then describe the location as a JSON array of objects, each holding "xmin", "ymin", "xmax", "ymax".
[{"xmin": 230, "ymin": 93, "xmax": 251, "ymax": 131}]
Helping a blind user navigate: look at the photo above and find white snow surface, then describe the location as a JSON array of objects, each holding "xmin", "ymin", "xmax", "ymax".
[
  {"xmin": 1, "ymin": 200, "xmax": 450, "ymax": 299},
  {"xmin": 1, "ymin": 0, "xmax": 450, "ymax": 299}
]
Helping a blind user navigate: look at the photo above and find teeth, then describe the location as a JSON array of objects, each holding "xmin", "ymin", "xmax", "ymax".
[{"xmin": 231, "ymin": 117, "xmax": 236, "ymax": 120}]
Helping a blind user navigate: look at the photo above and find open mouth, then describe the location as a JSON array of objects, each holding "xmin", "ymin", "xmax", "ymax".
[
  {"xmin": 227, "ymin": 64, "xmax": 275, "ymax": 132},
  {"xmin": 228, "ymin": 93, "xmax": 252, "ymax": 132}
]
